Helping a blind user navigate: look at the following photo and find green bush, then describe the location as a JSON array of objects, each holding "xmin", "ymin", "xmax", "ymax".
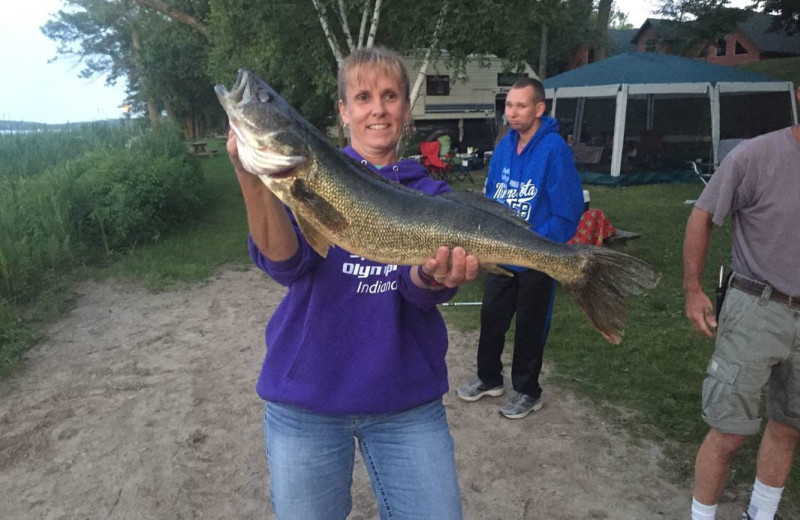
[{"xmin": 65, "ymin": 126, "xmax": 207, "ymax": 253}]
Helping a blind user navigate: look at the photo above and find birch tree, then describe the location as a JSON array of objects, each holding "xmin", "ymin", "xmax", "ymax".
[{"xmin": 307, "ymin": 0, "xmax": 450, "ymax": 113}]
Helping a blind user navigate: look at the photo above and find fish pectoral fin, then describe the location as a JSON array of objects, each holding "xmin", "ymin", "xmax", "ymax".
[
  {"xmin": 290, "ymin": 179, "xmax": 348, "ymax": 232},
  {"xmin": 294, "ymin": 213, "xmax": 332, "ymax": 258},
  {"xmin": 482, "ymin": 263, "xmax": 515, "ymax": 276}
]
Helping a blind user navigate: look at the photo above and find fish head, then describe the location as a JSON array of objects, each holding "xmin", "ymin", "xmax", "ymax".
[{"xmin": 215, "ymin": 69, "xmax": 310, "ymax": 178}]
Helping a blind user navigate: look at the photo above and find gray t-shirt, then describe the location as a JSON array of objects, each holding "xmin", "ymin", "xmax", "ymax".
[{"xmin": 696, "ymin": 127, "xmax": 800, "ymax": 296}]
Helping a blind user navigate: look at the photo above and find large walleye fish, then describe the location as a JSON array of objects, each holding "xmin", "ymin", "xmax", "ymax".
[{"xmin": 215, "ymin": 69, "xmax": 661, "ymax": 344}]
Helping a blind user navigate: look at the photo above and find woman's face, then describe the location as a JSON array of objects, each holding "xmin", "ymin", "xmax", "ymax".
[{"xmin": 338, "ymin": 64, "xmax": 409, "ymax": 165}]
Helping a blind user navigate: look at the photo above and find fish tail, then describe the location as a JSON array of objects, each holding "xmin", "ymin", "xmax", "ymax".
[{"xmin": 561, "ymin": 246, "xmax": 661, "ymax": 344}]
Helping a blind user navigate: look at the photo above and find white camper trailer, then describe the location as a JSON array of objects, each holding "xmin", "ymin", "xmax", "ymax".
[{"xmin": 402, "ymin": 53, "xmax": 538, "ymax": 152}]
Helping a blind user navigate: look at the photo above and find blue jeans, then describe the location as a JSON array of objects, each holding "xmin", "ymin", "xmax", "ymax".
[{"xmin": 264, "ymin": 399, "xmax": 463, "ymax": 519}]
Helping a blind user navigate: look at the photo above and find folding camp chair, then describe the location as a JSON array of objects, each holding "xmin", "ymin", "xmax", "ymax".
[
  {"xmin": 689, "ymin": 161, "xmax": 712, "ymax": 185},
  {"xmin": 419, "ymin": 141, "xmax": 452, "ymax": 181},
  {"xmin": 449, "ymin": 155, "xmax": 475, "ymax": 183}
]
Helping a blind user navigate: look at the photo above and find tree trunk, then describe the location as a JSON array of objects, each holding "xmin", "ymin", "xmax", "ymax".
[
  {"xmin": 593, "ymin": 0, "xmax": 612, "ymax": 62},
  {"xmin": 365, "ymin": 0, "xmax": 383, "ymax": 48},
  {"xmin": 147, "ymin": 102, "xmax": 160, "ymax": 132},
  {"xmin": 311, "ymin": 0, "xmax": 345, "ymax": 65},
  {"xmin": 409, "ymin": 0, "xmax": 450, "ymax": 112},
  {"xmin": 538, "ymin": 24, "xmax": 548, "ymax": 79},
  {"xmin": 131, "ymin": 27, "xmax": 159, "ymax": 132},
  {"xmin": 357, "ymin": 0, "xmax": 371, "ymax": 48}
]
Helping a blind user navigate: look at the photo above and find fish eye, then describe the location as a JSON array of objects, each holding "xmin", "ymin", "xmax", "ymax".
[{"xmin": 257, "ymin": 90, "xmax": 272, "ymax": 103}]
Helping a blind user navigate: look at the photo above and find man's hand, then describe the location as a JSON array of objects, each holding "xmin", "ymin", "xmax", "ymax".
[{"xmin": 685, "ymin": 288, "xmax": 717, "ymax": 337}]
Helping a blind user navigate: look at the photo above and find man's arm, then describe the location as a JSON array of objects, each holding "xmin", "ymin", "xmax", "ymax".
[
  {"xmin": 540, "ymin": 144, "xmax": 584, "ymax": 242},
  {"xmin": 683, "ymin": 207, "xmax": 716, "ymax": 337}
]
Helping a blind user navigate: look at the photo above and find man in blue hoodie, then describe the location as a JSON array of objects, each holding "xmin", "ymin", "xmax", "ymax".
[{"xmin": 457, "ymin": 77, "xmax": 583, "ymax": 419}]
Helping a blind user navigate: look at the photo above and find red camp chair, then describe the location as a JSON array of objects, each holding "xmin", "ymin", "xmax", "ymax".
[{"xmin": 419, "ymin": 141, "xmax": 452, "ymax": 181}]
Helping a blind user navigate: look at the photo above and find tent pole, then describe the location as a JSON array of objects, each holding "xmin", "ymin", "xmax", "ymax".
[
  {"xmin": 574, "ymin": 98, "xmax": 585, "ymax": 144},
  {"xmin": 791, "ymin": 82, "xmax": 798, "ymax": 126},
  {"xmin": 709, "ymin": 84, "xmax": 720, "ymax": 167},
  {"xmin": 610, "ymin": 85, "xmax": 628, "ymax": 177},
  {"xmin": 646, "ymin": 95, "xmax": 654, "ymax": 130}
]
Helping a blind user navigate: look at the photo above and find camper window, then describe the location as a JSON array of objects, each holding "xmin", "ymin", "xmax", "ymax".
[{"xmin": 426, "ymin": 75, "xmax": 450, "ymax": 96}]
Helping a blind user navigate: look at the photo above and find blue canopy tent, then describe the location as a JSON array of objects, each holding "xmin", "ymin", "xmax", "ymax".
[{"xmin": 543, "ymin": 53, "xmax": 797, "ymax": 177}]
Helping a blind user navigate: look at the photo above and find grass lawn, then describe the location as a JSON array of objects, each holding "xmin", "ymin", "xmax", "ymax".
[{"xmin": 12, "ymin": 149, "xmax": 800, "ymax": 515}]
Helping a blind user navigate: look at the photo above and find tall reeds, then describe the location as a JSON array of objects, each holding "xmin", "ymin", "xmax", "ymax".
[{"xmin": 0, "ymin": 122, "xmax": 139, "ymax": 178}]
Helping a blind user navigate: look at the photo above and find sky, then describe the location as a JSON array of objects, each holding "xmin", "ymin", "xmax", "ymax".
[
  {"xmin": 0, "ymin": 0, "xmax": 749, "ymax": 125},
  {"xmin": 0, "ymin": 0, "xmax": 129, "ymax": 124}
]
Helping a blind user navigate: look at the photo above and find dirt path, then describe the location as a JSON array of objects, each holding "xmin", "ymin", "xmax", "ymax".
[{"xmin": 0, "ymin": 268, "xmax": 743, "ymax": 519}]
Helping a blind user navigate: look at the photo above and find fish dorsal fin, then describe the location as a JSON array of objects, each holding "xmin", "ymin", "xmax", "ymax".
[
  {"xmin": 293, "ymin": 213, "xmax": 332, "ymax": 258},
  {"xmin": 440, "ymin": 191, "xmax": 530, "ymax": 228}
]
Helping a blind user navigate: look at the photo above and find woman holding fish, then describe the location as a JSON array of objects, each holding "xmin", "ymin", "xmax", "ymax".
[{"xmin": 226, "ymin": 47, "xmax": 476, "ymax": 519}]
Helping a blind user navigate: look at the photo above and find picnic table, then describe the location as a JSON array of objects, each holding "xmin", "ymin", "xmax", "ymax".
[{"xmin": 190, "ymin": 141, "xmax": 213, "ymax": 157}]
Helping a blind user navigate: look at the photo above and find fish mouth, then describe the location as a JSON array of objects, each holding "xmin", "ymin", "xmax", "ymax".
[{"xmin": 215, "ymin": 69, "xmax": 307, "ymax": 177}]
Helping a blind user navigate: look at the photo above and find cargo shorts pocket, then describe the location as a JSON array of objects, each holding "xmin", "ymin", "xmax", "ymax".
[
  {"xmin": 702, "ymin": 353, "xmax": 762, "ymax": 435},
  {"xmin": 706, "ymin": 354, "xmax": 740, "ymax": 384}
]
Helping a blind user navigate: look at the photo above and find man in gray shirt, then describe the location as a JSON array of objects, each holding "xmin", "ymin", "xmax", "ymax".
[{"xmin": 683, "ymin": 87, "xmax": 800, "ymax": 520}]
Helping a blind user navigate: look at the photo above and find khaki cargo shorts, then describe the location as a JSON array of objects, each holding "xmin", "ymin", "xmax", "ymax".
[{"xmin": 702, "ymin": 286, "xmax": 800, "ymax": 435}]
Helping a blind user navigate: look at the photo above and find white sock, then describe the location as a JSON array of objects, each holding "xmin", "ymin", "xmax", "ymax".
[
  {"xmin": 747, "ymin": 478, "xmax": 784, "ymax": 520},
  {"xmin": 691, "ymin": 497, "xmax": 717, "ymax": 520}
]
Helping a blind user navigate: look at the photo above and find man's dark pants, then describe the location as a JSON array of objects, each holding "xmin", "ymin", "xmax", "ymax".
[{"xmin": 476, "ymin": 269, "xmax": 556, "ymax": 400}]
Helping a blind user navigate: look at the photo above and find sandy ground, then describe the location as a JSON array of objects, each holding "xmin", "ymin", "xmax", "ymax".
[{"xmin": 0, "ymin": 268, "xmax": 747, "ymax": 519}]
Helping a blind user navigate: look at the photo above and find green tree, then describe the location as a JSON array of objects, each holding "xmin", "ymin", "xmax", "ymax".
[
  {"xmin": 44, "ymin": 0, "xmax": 218, "ymax": 135},
  {"xmin": 609, "ymin": 6, "xmax": 635, "ymax": 30},
  {"xmin": 46, "ymin": 0, "xmax": 595, "ymax": 134},
  {"xmin": 757, "ymin": 0, "xmax": 800, "ymax": 33},
  {"xmin": 138, "ymin": 15, "xmax": 220, "ymax": 138},
  {"xmin": 42, "ymin": 0, "xmax": 138, "ymax": 111},
  {"xmin": 655, "ymin": 0, "xmax": 748, "ymax": 56},
  {"xmin": 43, "ymin": 0, "xmax": 166, "ymax": 127},
  {"xmin": 206, "ymin": 0, "xmax": 337, "ymax": 129}
]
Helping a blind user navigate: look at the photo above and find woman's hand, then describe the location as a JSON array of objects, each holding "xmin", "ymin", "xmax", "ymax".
[
  {"xmin": 226, "ymin": 128, "xmax": 298, "ymax": 261},
  {"xmin": 415, "ymin": 246, "xmax": 479, "ymax": 289},
  {"xmin": 226, "ymin": 129, "xmax": 259, "ymax": 183},
  {"xmin": 226, "ymin": 129, "xmax": 243, "ymax": 169}
]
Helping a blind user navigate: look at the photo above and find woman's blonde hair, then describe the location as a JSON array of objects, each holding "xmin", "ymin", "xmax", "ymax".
[{"xmin": 337, "ymin": 47, "xmax": 410, "ymax": 104}]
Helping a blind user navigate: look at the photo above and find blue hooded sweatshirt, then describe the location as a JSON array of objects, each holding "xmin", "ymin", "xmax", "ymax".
[
  {"xmin": 484, "ymin": 116, "xmax": 583, "ymax": 271},
  {"xmin": 250, "ymin": 146, "xmax": 458, "ymax": 415}
]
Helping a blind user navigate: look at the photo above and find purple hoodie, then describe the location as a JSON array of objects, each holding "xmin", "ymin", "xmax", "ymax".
[{"xmin": 250, "ymin": 146, "xmax": 457, "ymax": 415}]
